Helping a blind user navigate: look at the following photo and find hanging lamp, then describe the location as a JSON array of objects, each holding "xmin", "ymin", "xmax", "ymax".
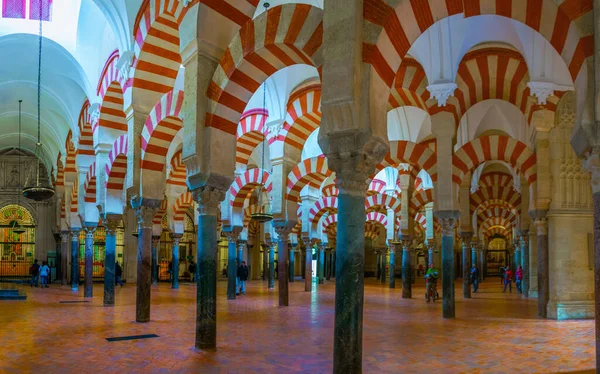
[
  {"xmin": 22, "ymin": 0, "xmax": 55, "ymax": 201},
  {"xmin": 12, "ymin": 100, "xmax": 27, "ymax": 235},
  {"xmin": 251, "ymin": 74, "xmax": 273, "ymax": 223}
]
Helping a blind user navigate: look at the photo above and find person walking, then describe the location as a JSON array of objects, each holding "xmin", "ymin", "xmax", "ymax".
[
  {"xmin": 470, "ymin": 264, "xmax": 479, "ymax": 293},
  {"xmin": 515, "ymin": 265, "xmax": 524, "ymax": 294},
  {"xmin": 30, "ymin": 259, "xmax": 40, "ymax": 287},
  {"xmin": 39, "ymin": 261, "xmax": 50, "ymax": 288},
  {"xmin": 499, "ymin": 265, "xmax": 506, "ymax": 284},
  {"xmin": 188, "ymin": 260, "xmax": 197, "ymax": 282},
  {"xmin": 115, "ymin": 262, "xmax": 124, "ymax": 287},
  {"xmin": 503, "ymin": 266, "xmax": 513, "ymax": 293},
  {"xmin": 237, "ymin": 261, "xmax": 249, "ymax": 295}
]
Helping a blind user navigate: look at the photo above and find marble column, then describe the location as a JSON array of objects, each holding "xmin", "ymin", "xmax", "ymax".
[
  {"xmin": 268, "ymin": 242, "xmax": 276, "ymax": 289},
  {"xmin": 193, "ymin": 187, "xmax": 225, "ymax": 350},
  {"xmin": 326, "ymin": 249, "xmax": 332, "ymax": 280},
  {"xmin": 130, "ymin": 197, "xmax": 160, "ymax": 323},
  {"xmin": 479, "ymin": 248, "xmax": 486, "ymax": 282},
  {"xmin": 102, "ymin": 215, "xmax": 119, "ymax": 307},
  {"xmin": 440, "ymin": 216, "xmax": 458, "ymax": 318},
  {"xmin": 289, "ymin": 246, "xmax": 296, "ymax": 282},
  {"xmin": 428, "ymin": 247, "xmax": 434, "ymax": 266},
  {"xmin": 375, "ymin": 250, "xmax": 381, "ymax": 279},
  {"xmin": 461, "ymin": 233, "xmax": 473, "ymax": 299},
  {"xmin": 71, "ymin": 229, "xmax": 80, "ymax": 291},
  {"xmin": 520, "ymin": 231, "xmax": 530, "ymax": 297},
  {"xmin": 274, "ymin": 224, "xmax": 291, "ymax": 307},
  {"xmin": 61, "ymin": 231, "xmax": 69, "ymax": 286},
  {"xmin": 83, "ymin": 226, "xmax": 96, "ymax": 298},
  {"xmin": 304, "ymin": 244, "xmax": 312, "ymax": 291},
  {"xmin": 380, "ymin": 249, "xmax": 387, "ymax": 284},
  {"xmin": 237, "ymin": 241, "xmax": 245, "ymax": 269},
  {"xmin": 535, "ymin": 216, "xmax": 549, "ymax": 318},
  {"xmin": 225, "ymin": 230, "xmax": 238, "ymax": 299},
  {"xmin": 301, "ymin": 248, "xmax": 306, "ymax": 280},
  {"xmin": 171, "ymin": 233, "xmax": 182, "ymax": 290},
  {"xmin": 262, "ymin": 243, "xmax": 268, "ymax": 281},
  {"xmin": 318, "ymin": 244, "xmax": 325, "ymax": 285},
  {"xmin": 388, "ymin": 246, "xmax": 396, "ymax": 289},
  {"xmin": 332, "ymin": 250, "xmax": 336, "ymax": 278},
  {"xmin": 471, "ymin": 245, "xmax": 477, "ymax": 279},
  {"xmin": 53, "ymin": 233, "xmax": 61, "ymax": 283},
  {"xmin": 151, "ymin": 236, "xmax": 160, "ymax": 285},
  {"xmin": 401, "ymin": 242, "xmax": 411, "ymax": 298}
]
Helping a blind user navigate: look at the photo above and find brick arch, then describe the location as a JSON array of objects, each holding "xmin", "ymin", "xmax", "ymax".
[
  {"xmin": 365, "ymin": 221, "xmax": 385, "ymax": 239},
  {"xmin": 55, "ymin": 153, "xmax": 64, "ymax": 188},
  {"xmin": 484, "ymin": 226, "xmax": 512, "ymax": 239},
  {"xmin": 77, "ymin": 100, "xmax": 94, "ymax": 157},
  {"xmin": 322, "ymin": 213, "xmax": 338, "ymax": 231},
  {"xmin": 83, "ymin": 163, "xmax": 96, "ymax": 203},
  {"xmin": 277, "ymin": 84, "xmax": 322, "ymax": 154},
  {"xmin": 365, "ymin": 193, "xmax": 401, "ymax": 214},
  {"xmin": 388, "ymin": 58, "xmax": 429, "ymax": 111},
  {"xmin": 64, "ymin": 131, "xmax": 77, "ymax": 174},
  {"xmin": 452, "ymin": 135, "xmax": 536, "ymax": 186},
  {"xmin": 477, "ymin": 206, "xmax": 518, "ymax": 227},
  {"xmin": 376, "ymin": 140, "xmax": 437, "ymax": 182},
  {"xmin": 70, "ymin": 184, "xmax": 78, "ymax": 216},
  {"xmin": 207, "ymin": 3, "xmax": 324, "ymax": 135},
  {"xmin": 106, "ymin": 134, "xmax": 129, "ymax": 194},
  {"xmin": 478, "ymin": 171, "xmax": 514, "ymax": 188},
  {"xmin": 409, "ymin": 189, "xmax": 433, "ymax": 217},
  {"xmin": 95, "ymin": 50, "xmax": 127, "ymax": 135},
  {"xmin": 470, "ymin": 186, "xmax": 521, "ymax": 217},
  {"xmin": 236, "ymin": 109, "xmax": 269, "ymax": 168},
  {"xmin": 229, "ymin": 168, "xmax": 273, "ymax": 208},
  {"xmin": 322, "ymin": 185, "xmax": 339, "ymax": 197},
  {"xmin": 366, "ymin": 211, "xmax": 388, "ymax": 229},
  {"xmin": 308, "ymin": 197, "xmax": 338, "ymax": 228},
  {"xmin": 367, "ymin": 179, "xmax": 386, "ymax": 196},
  {"xmin": 140, "ymin": 90, "xmax": 184, "ymax": 185},
  {"xmin": 479, "ymin": 216, "xmax": 513, "ymax": 233},
  {"xmin": 166, "ymin": 149, "xmax": 186, "ymax": 187},
  {"xmin": 173, "ymin": 192, "xmax": 193, "ymax": 222},
  {"xmin": 286, "ymin": 156, "xmax": 332, "ymax": 202},
  {"xmin": 152, "ymin": 199, "xmax": 168, "ymax": 226}
]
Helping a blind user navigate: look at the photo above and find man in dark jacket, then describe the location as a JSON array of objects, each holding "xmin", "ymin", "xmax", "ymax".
[
  {"xmin": 115, "ymin": 262, "xmax": 124, "ymax": 287},
  {"xmin": 30, "ymin": 259, "xmax": 40, "ymax": 287},
  {"xmin": 237, "ymin": 261, "xmax": 249, "ymax": 295}
]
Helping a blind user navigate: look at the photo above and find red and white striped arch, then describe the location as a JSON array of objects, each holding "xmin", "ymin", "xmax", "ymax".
[
  {"xmin": 236, "ymin": 109, "xmax": 269, "ymax": 168},
  {"xmin": 477, "ymin": 206, "xmax": 518, "ymax": 227},
  {"xmin": 95, "ymin": 50, "xmax": 127, "ymax": 135},
  {"xmin": 322, "ymin": 214, "xmax": 338, "ymax": 232},
  {"xmin": 479, "ymin": 216, "xmax": 514, "ymax": 233},
  {"xmin": 453, "ymin": 135, "xmax": 536, "ymax": 186},
  {"xmin": 322, "ymin": 185, "xmax": 339, "ymax": 197},
  {"xmin": 83, "ymin": 163, "xmax": 96, "ymax": 203},
  {"xmin": 308, "ymin": 197, "xmax": 338, "ymax": 227},
  {"xmin": 106, "ymin": 134, "xmax": 128, "ymax": 193},
  {"xmin": 368, "ymin": 179, "xmax": 387, "ymax": 196},
  {"xmin": 77, "ymin": 101, "xmax": 94, "ymax": 157},
  {"xmin": 388, "ymin": 58, "xmax": 429, "ymax": 111},
  {"xmin": 70, "ymin": 184, "xmax": 78, "ymax": 215},
  {"xmin": 229, "ymin": 168, "xmax": 273, "ymax": 208},
  {"xmin": 364, "ymin": 0, "xmax": 592, "ymax": 95},
  {"xmin": 475, "ymin": 199, "xmax": 520, "ymax": 216},
  {"xmin": 366, "ymin": 211, "xmax": 388, "ymax": 229},
  {"xmin": 377, "ymin": 141, "xmax": 437, "ymax": 182},
  {"xmin": 55, "ymin": 154, "xmax": 64, "ymax": 188},
  {"xmin": 286, "ymin": 156, "xmax": 332, "ymax": 202},
  {"xmin": 152, "ymin": 199, "xmax": 168, "ymax": 226},
  {"xmin": 65, "ymin": 132, "xmax": 77, "ymax": 174},
  {"xmin": 470, "ymin": 186, "xmax": 522, "ymax": 216},
  {"xmin": 409, "ymin": 189, "xmax": 434, "ymax": 217},
  {"xmin": 207, "ymin": 3, "xmax": 324, "ymax": 135},
  {"xmin": 484, "ymin": 226, "xmax": 512, "ymax": 239},
  {"xmin": 365, "ymin": 193, "xmax": 401, "ymax": 214},
  {"xmin": 140, "ymin": 90, "xmax": 184, "ymax": 183},
  {"xmin": 166, "ymin": 149, "xmax": 186, "ymax": 187},
  {"xmin": 173, "ymin": 192, "xmax": 193, "ymax": 222},
  {"xmin": 243, "ymin": 204, "xmax": 260, "ymax": 228},
  {"xmin": 277, "ymin": 84, "xmax": 322, "ymax": 151},
  {"xmin": 478, "ymin": 171, "xmax": 514, "ymax": 188}
]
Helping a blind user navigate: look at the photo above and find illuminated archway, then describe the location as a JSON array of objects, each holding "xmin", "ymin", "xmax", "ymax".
[{"xmin": 0, "ymin": 204, "xmax": 35, "ymax": 278}]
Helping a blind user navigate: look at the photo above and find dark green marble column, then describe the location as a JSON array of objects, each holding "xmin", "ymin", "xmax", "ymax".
[
  {"xmin": 71, "ymin": 229, "xmax": 81, "ymax": 291},
  {"xmin": 237, "ymin": 241, "xmax": 244, "ymax": 267},
  {"xmin": 480, "ymin": 249, "xmax": 486, "ymax": 281},
  {"xmin": 224, "ymin": 230, "xmax": 238, "ymax": 299},
  {"xmin": 318, "ymin": 245, "xmax": 325, "ymax": 284},
  {"xmin": 401, "ymin": 243, "xmax": 411, "ymax": 297},
  {"xmin": 83, "ymin": 226, "xmax": 96, "ymax": 298},
  {"xmin": 172, "ymin": 234, "xmax": 182, "ymax": 290},
  {"xmin": 102, "ymin": 216, "xmax": 119, "ymax": 307},
  {"xmin": 535, "ymin": 216, "xmax": 549, "ymax": 318},
  {"xmin": 376, "ymin": 251, "xmax": 381, "ymax": 280},
  {"xmin": 268, "ymin": 243, "xmax": 275, "ymax": 289},
  {"xmin": 326, "ymin": 249, "xmax": 332, "ymax": 280},
  {"xmin": 461, "ymin": 233, "xmax": 472, "ymax": 299},
  {"xmin": 193, "ymin": 188, "xmax": 224, "ymax": 350},
  {"xmin": 304, "ymin": 244, "xmax": 312, "ymax": 291},
  {"xmin": 151, "ymin": 236, "xmax": 160, "ymax": 285},
  {"xmin": 389, "ymin": 246, "xmax": 396, "ymax": 289},
  {"xmin": 520, "ymin": 231, "xmax": 530, "ymax": 297},
  {"xmin": 332, "ymin": 250, "xmax": 336, "ymax": 278},
  {"xmin": 471, "ymin": 245, "xmax": 477, "ymax": 278},
  {"xmin": 301, "ymin": 248, "xmax": 306, "ymax": 280},
  {"xmin": 61, "ymin": 231, "xmax": 69, "ymax": 286},
  {"xmin": 380, "ymin": 249, "xmax": 387, "ymax": 284},
  {"xmin": 289, "ymin": 246, "xmax": 296, "ymax": 282},
  {"xmin": 262, "ymin": 243, "xmax": 268, "ymax": 281},
  {"xmin": 439, "ymin": 215, "xmax": 458, "ymax": 319}
]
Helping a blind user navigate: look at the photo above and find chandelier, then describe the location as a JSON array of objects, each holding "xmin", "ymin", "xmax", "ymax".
[{"xmin": 22, "ymin": 0, "xmax": 55, "ymax": 201}]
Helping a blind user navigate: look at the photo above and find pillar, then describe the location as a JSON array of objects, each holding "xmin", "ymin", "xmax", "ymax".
[
  {"xmin": 535, "ymin": 215, "xmax": 549, "ymax": 318},
  {"xmin": 332, "ymin": 250, "xmax": 336, "ymax": 278},
  {"xmin": 304, "ymin": 243, "xmax": 312, "ymax": 291},
  {"xmin": 389, "ymin": 245, "xmax": 396, "ymax": 289},
  {"xmin": 401, "ymin": 241, "xmax": 412, "ymax": 297},
  {"xmin": 130, "ymin": 197, "xmax": 160, "ymax": 323},
  {"xmin": 172, "ymin": 234, "xmax": 182, "ymax": 290},
  {"xmin": 274, "ymin": 224, "xmax": 292, "ymax": 307},
  {"xmin": 521, "ymin": 231, "xmax": 530, "ymax": 297},
  {"xmin": 71, "ymin": 229, "xmax": 80, "ymax": 291},
  {"xmin": 439, "ymin": 216, "xmax": 458, "ymax": 318},
  {"xmin": 151, "ymin": 236, "xmax": 160, "ymax": 285},
  {"xmin": 380, "ymin": 249, "xmax": 387, "ymax": 284},
  {"xmin": 61, "ymin": 231, "xmax": 69, "ymax": 285},
  {"xmin": 318, "ymin": 244, "xmax": 325, "ymax": 285},
  {"xmin": 102, "ymin": 215, "xmax": 119, "ymax": 307},
  {"xmin": 428, "ymin": 246, "xmax": 434, "ymax": 266},
  {"xmin": 289, "ymin": 246, "xmax": 296, "ymax": 282},
  {"xmin": 268, "ymin": 242, "xmax": 275, "ymax": 289},
  {"xmin": 471, "ymin": 244, "xmax": 477, "ymax": 279},
  {"xmin": 83, "ymin": 226, "xmax": 96, "ymax": 298},
  {"xmin": 479, "ymin": 248, "xmax": 486, "ymax": 281},
  {"xmin": 301, "ymin": 247, "xmax": 306, "ymax": 280},
  {"xmin": 225, "ymin": 230, "xmax": 238, "ymax": 299},
  {"xmin": 376, "ymin": 250, "xmax": 381, "ymax": 279},
  {"xmin": 237, "ymin": 241, "xmax": 245, "ymax": 269},
  {"xmin": 263, "ymin": 243, "xmax": 269, "ymax": 281},
  {"xmin": 461, "ymin": 233, "xmax": 472, "ymax": 299},
  {"xmin": 193, "ymin": 187, "xmax": 225, "ymax": 350},
  {"xmin": 326, "ymin": 249, "xmax": 332, "ymax": 280}
]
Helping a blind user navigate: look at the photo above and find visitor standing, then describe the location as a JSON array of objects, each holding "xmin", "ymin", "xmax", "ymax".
[
  {"xmin": 188, "ymin": 260, "xmax": 197, "ymax": 282},
  {"xmin": 503, "ymin": 267, "xmax": 513, "ymax": 293},
  {"xmin": 39, "ymin": 261, "xmax": 50, "ymax": 288},
  {"xmin": 499, "ymin": 265, "xmax": 506, "ymax": 284},
  {"xmin": 30, "ymin": 259, "xmax": 40, "ymax": 287},
  {"xmin": 515, "ymin": 265, "xmax": 524, "ymax": 294},
  {"xmin": 237, "ymin": 261, "xmax": 249, "ymax": 295},
  {"xmin": 115, "ymin": 262, "xmax": 124, "ymax": 287},
  {"xmin": 470, "ymin": 264, "xmax": 479, "ymax": 293}
]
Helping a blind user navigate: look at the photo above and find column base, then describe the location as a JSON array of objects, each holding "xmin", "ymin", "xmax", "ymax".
[{"xmin": 547, "ymin": 301, "xmax": 594, "ymax": 320}]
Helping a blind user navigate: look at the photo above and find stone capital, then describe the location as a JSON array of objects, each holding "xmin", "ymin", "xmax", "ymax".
[
  {"xmin": 223, "ymin": 226, "xmax": 242, "ymax": 243},
  {"xmin": 426, "ymin": 82, "xmax": 457, "ymax": 107},
  {"xmin": 151, "ymin": 235, "xmax": 161, "ymax": 246},
  {"xmin": 435, "ymin": 210, "xmax": 460, "ymax": 236},
  {"xmin": 460, "ymin": 231, "xmax": 473, "ymax": 245},
  {"xmin": 61, "ymin": 231, "xmax": 69, "ymax": 243},
  {"xmin": 273, "ymin": 220, "xmax": 294, "ymax": 241},
  {"xmin": 534, "ymin": 217, "xmax": 548, "ymax": 236},
  {"xmin": 237, "ymin": 240, "xmax": 247, "ymax": 250},
  {"xmin": 71, "ymin": 228, "xmax": 81, "ymax": 241},
  {"xmin": 83, "ymin": 224, "xmax": 97, "ymax": 239},
  {"xmin": 582, "ymin": 152, "xmax": 600, "ymax": 194},
  {"xmin": 100, "ymin": 213, "xmax": 121, "ymax": 235},
  {"xmin": 192, "ymin": 186, "xmax": 226, "ymax": 216},
  {"xmin": 130, "ymin": 196, "xmax": 162, "ymax": 229},
  {"xmin": 172, "ymin": 233, "xmax": 183, "ymax": 246}
]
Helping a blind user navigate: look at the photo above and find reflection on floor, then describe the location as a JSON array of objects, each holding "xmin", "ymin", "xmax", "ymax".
[{"xmin": 0, "ymin": 278, "xmax": 594, "ymax": 373}]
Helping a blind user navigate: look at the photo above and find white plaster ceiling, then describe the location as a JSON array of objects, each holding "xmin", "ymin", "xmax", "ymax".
[{"xmin": 387, "ymin": 107, "xmax": 431, "ymax": 143}]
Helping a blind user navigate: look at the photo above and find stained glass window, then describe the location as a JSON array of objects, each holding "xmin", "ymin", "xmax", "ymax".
[
  {"xmin": 0, "ymin": 205, "xmax": 35, "ymax": 277},
  {"xmin": 29, "ymin": 0, "xmax": 52, "ymax": 21},
  {"xmin": 3, "ymin": 0, "xmax": 26, "ymax": 19}
]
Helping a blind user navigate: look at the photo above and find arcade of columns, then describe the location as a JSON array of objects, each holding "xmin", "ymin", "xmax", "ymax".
[{"xmin": 46, "ymin": 1, "xmax": 600, "ymax": 372}]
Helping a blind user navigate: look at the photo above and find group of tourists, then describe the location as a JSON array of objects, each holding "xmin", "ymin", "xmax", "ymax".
[
  {"xmin": 29, "ymin": 259, "xmax": 50, "ymax": 288},
  {"xmin": 500, "ymin": 265, "xmax": 524, "ymax": 293}
]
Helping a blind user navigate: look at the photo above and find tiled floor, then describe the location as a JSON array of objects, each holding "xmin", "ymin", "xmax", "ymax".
[{"xmin": 0, "ymin": 277, "xmax": 594, "ymax": 373}]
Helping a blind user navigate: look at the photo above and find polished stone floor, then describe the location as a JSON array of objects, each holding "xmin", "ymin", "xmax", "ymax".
[{"xmin": 0, "ymin": 277, "xmax": 594, "ymax": 373}]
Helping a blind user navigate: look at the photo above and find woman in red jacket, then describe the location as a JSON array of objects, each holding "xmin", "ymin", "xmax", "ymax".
[{"xmin": 503, "ymin": 267, "xmax": 513, "ymax": 293}]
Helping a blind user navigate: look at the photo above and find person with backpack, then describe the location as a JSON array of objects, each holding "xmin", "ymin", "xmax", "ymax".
[
  {"xmin": 30, "ymin": 259, "xmax": 40, "ymax": 287},
  {"xmin": 503, "ymin": 266, "xmax": 513, "ymax": 293},
  {"xmin": 115, "ymin": 262, "xmax": 124, "ymax": 287},
  {"xmin": 188, "ymin": 260, "xmax": 197, "ymax": 282},
  {"xmin": 39, "ymin": 261, "xmax": 50, "ymax": 288}
]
